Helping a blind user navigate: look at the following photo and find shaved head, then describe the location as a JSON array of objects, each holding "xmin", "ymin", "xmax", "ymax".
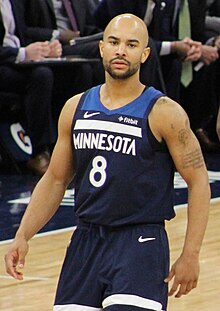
[
  {"xmin": 104, "ymin": 13, "xmax": 149, "ymax": 47},
  {"xmin": 100, "ymin": 13, "xmax": 150, "ymax": 80}
]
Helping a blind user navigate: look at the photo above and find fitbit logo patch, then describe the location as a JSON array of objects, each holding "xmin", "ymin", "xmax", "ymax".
[{"xmin": 118, "ymin": 116, "xmax": 138, "ymax": 125}]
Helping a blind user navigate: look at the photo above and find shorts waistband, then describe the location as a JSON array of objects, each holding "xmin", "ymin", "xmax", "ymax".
[
  {"xmin": 77, "ymin": 220, "xmax": 165, "ymax": 240},
  {"xmin": 77, "ymin": 220, "xmax": 165, "ymax": 231}
]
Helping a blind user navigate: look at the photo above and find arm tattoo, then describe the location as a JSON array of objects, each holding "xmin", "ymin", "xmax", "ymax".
[
  {"xmin": 178, "ymin": 129, "xmax": 189, "ymax": 146},
  {"xmin": 182, "ymin": 148, "xmax": 204, "ymax": 169},
  {"xmin": 177, "ymin": 129, "xmax": 204, "ymax": 168}
]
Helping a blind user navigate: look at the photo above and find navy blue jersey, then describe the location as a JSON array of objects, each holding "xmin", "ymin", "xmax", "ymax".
[{"xmin": 72, "ymin": 85, "xmax": 175, "ymax": 226}]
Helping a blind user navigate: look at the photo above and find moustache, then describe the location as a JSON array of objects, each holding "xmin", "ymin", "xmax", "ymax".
[{"xmin": 110, "ymin": 57, "xmax": 130, "ymax": 65}]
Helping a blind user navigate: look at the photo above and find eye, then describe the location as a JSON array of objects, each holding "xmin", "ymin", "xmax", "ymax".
[
  {"xmin": 128, "ymin": 43, "xmax": 137, "ymax": 48},
  {"xmin": 109, "ymin": 40, "xmax": 118, "ymax": 46}
]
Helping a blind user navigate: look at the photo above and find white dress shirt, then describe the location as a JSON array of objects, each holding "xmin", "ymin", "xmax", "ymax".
[{"xmin": 0, "ymin": 0, "xmax": 25, "ymax": 62}]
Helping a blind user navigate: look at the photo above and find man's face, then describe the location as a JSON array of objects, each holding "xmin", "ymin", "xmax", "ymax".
[
  {"xmin": 99, "ymin": 16, "xmax": 150, "ymax": 80},
  {"xmin": 102, "ymin": 37, "xmax": 142, "ymax": 80}
]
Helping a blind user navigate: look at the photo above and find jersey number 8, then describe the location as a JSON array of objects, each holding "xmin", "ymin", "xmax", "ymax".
[{"xmin": 89, "ymin": 156, "xmax": 107, "ymax": 187}]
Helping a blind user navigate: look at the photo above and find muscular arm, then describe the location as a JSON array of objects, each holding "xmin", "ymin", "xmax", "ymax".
[
  {"xmin": 149, "ymin": 97, "xmax": 210, "ymax": 297},
  {"xmin": 16, "ymin": 99, "xmax": 76, "ymax": 240},
  {"xmin": 4, "ymin": 94, "xmax": 81, "ymax": 279}
]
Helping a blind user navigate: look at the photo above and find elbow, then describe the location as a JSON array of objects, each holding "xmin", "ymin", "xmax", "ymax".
[{"xmin": 187, "ymin": 173, "xmax": 211, "ymax": 201}]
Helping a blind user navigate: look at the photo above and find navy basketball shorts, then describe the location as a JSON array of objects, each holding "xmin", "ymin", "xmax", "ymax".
[{"xmin": 54, "ymin": 222, "xmax": 169, "ymax": 311}]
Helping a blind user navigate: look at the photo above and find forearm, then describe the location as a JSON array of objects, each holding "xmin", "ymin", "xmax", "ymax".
[
  {"xmin": 182, "ymin": 180, "xmax": 210, "ymax": 257},
  {"xmin": 15, "ymin": 173, "xmax": 68, "ymax": 241}
]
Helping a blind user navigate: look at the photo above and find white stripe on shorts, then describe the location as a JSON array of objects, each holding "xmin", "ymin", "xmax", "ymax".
[
  {"xmin": 54, "ymin": 304, "xmax": 102, "ymax": 311},
  {"xmin": 102, "ymin": 294, "xmax": 163, "ymax": 310}
]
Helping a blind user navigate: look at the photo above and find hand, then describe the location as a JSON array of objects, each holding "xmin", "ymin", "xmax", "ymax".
[
  {"xmin": 49, "ymin": 40, "xmax": 62, "ymax": 57},
  {"xmin": 26, "ymin": 42, "xmax": 50, "ymax": 60},
  {"xmin": 164, "ymin": 254, "xmax": 200, "ymax": 298},
  {"xmin": 171, "ymin": 40, "xmax": 191, "ymax": 59},
  {"xmin": 172, "ymin": 38, "xmax": 202, "ymax": 62},
  {"xmin": 184, "ymin": 38, "xmax": 202, "ymax": 62},
  {"xmin": 25, "ymin": 42, "xmax": 50, "ymax": 61},
  {"xmin": 60, "ymin": 30, "xmax": 80, "ymax": 44},
  {"xmin": 4, "ymin": 237, "xmax": 29, "ymax": 280},
  {"xmin": 200, "ymin": 45, "xmax": 219, "ymax": 65}
]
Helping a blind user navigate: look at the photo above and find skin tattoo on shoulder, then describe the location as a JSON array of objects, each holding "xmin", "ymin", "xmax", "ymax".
[
  {"xmin": 178, "ymin": 129, "xmax": 204, "ymax": 169},
  {"xmin": 159, "ymin": 97, "xmax": 167, "ymax": 105}
]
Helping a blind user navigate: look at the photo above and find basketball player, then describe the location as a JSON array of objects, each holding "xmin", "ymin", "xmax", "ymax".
[{"xmin": 5, "ymin": 14, "xmax": 210, "ymax": 311}]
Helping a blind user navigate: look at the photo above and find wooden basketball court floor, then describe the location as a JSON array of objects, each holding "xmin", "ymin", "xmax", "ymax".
[{"xmin": 0, "ymin": 152, "xmax": 220, "ymax": 311}]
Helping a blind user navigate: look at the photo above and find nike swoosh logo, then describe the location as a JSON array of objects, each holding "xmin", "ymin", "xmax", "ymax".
[
  {"xmin": 138, "ymin": 236, "xmax": 156, "ymax": 243},
  {"xmin": 84, "ymin": 111, "xmax": 100, "ymax": 119}
]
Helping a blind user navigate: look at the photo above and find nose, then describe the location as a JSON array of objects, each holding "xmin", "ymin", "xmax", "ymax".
[{"xmin": 116, "ymin": 43, "xmax": 126, "ymax": 56}]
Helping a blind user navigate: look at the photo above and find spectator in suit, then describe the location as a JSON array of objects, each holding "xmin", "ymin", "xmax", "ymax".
[
  {"xmin": 148, "ymin": 0, "xmax": 220, "ymax": 150},
  {"xmin": 94, "ymin": 0, "xmax": 220, "ymax": 151},
  {"xmin": 94, "ymin": 0, "xmax": 163, "ymax": 90},
  {"xmin": 23, "ymin": 0, "xmax": 104, "ymax": 85},
  {"xmin": 0, "ymin": 0, "xmax": 61, "ymax": 175},
  {"xmin": 23, "ymin": 0, "xmax": 164, "ymax": 89},
  {"xmin": 153, "ymin": 0, "xmax": 220, "ymax": 150},
  {"xmin": 24, "ymin": 0, "xmax": 101, "ymax": 53},
  {"xmin": 1, "ymin": 0, "xmax": 93, "ymax": 128},
  {"xmin": 94, "ymin": 0, "xmax": 202, "ymax": 101},
  {"xmin": 179, "ymin": 0, "xmax": 220, "ymax": 151}
]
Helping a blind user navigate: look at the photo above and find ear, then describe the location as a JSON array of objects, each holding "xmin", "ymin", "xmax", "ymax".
[
  {"xmin": 99, "ymin": 40, "xmax": 104, "ymax": 58},
  {"xmin": 141, "ymin": 47, "xmax": 151, "ymax": 63}
]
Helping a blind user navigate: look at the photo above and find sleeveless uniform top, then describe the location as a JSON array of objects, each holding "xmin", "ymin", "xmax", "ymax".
[{"xmin": 72, "ymin": 85, "xmax": 175, "ymax": 226}]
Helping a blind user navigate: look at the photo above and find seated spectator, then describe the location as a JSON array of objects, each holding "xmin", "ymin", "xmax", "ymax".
[
  {"xmin": 94, "ymin": 0, "xmax": 201, "ymax": 101},
  {"xmin": 0, "ymin": 64, "xmax": 56, "ymax": 175},
  {"xmin": 23, "ymin": 0, "xmax": 104, "ymax": 85},
  {"xmin": 1, "ymin": 0, "xmax": 93, "ymax": 133},
  {"xmin": 94, "ymin": 0, "xmax": 220, "ymax": 151},
  {"xmin": 23, "ymin": 0, "xmax": 164, "ymax": 89},
  {"xmin": 180, "ymin": 0, "xmax": 220, "ymax": 152},
  {"xmin": 0, "ymin": 0, "xmax": 60, "ymax": 175}
]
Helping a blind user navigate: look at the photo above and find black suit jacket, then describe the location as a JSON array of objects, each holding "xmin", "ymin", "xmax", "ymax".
[
  {"xmin": 94, "ymin": 0, "xmax": 147, "ymax": 27},
  {"xmin": 0, "ymin": 1, "xmax": 26, "ymax": 64},
  {"xmin": 208, "ymin": 0, "xmax": 220, "ymax": 17},
  {"xmin": 185, "ymin": 0, "xmax": 206, "ymax": 43},
  {"xmin": 24, "ymin": 0, "xmax": 101, "ymax": 43},
  {"xmin": 94, "ymin": 0, "xmax": 167, "ymax": 49},
  {"xmin": 94, "ymin": 0, "xmax": 206, "ymax": 45},
  {"xmin": 95, "ymin": 0, "xmax": 171, "ymax": 92},
  {"xmin": 94, "ymin": 0, "xmax": 206, "ymax": 101}
]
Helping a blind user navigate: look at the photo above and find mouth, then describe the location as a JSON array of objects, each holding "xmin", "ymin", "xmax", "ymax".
[{"xmin": 111, "ymin": 59, "xmax": 129, "ymax": 69}]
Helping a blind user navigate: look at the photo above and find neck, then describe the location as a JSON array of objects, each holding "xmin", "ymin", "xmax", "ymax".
[{"xmin": 101, "ymin": 73, "xmax": 145, "ymax": 109}]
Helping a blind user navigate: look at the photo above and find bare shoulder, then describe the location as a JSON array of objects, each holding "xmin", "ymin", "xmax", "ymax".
[
  {"xmin": 60, "ymin": 93, "xmax": 83, "ymax": 120},
  {"xmin": 150, "ymin": 96, "xmax": 207, "ymax": 173},
  {"xmin": 58, "ymin": 93, "xmax": 83, "ymax": 133},
  {"xmin": 149, "ymin": 96, "xmax": 189, "ymax": 142},
  {"xmin": 154, "ymin": 96, "xmax": 187, "ymax": 124}
]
